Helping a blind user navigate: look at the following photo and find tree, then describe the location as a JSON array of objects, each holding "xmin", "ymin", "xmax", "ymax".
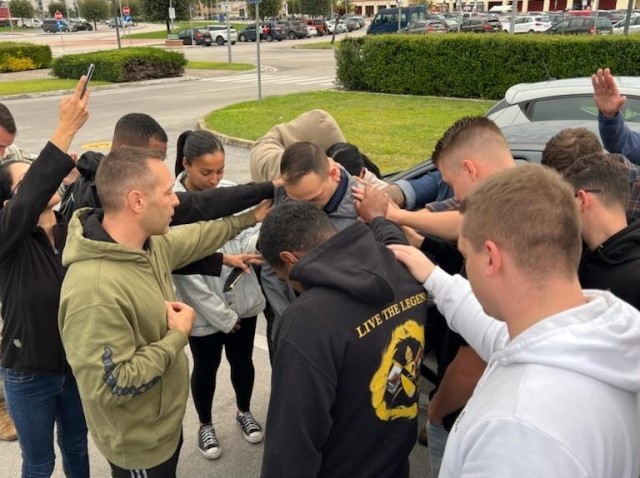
[
  {"xmin": 9, "ymin": 0, "xmax": 34, "ymax": 23},
  {"xmin": 48, "ymin": 1, "xmax": 69, "ymax": 17},
  {"xmin": 78, "ymin": 0, "xmax": 110, "ymax": 30},
  {"xmin": 141, "ymin": 0, "xmax": 192, "ymax": 32},
  {"xmin": 300, "ymin": 0, "xmax": 330, "ymax": 16},
  {"xmin": 246, "ymin": 0, "xmax": 283, "ymax": 20}
]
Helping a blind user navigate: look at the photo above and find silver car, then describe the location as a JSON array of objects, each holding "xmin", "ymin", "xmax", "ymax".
[{"xmin": 486, "ymin": 76, "xmax": 640, "ymax": 127}]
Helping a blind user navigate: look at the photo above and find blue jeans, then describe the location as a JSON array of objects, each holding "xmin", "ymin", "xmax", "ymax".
[
  {"xmin": 426, "ymin": 421, "xmax": 449, "ymax": 478},
  {"xmin": 0, "ymin": 368, "xmax": 89, "ymax": 478}
]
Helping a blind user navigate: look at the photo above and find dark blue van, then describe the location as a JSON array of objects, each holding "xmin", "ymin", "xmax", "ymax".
[{"xmin": 367, "ymin": 6, "xmax": 427, "ymax": 34}]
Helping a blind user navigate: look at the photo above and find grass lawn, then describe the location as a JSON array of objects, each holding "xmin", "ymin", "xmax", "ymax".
[
  {"xmin": 0, "ymin": 78, "xmax": 111, "ymax": 96},
  {"xmin": 205, "ymin": 91, "xmax": 494, "ymax": 172},
  {"xmin": 187, "ymin": 60, "xmax": 253, "ymax": 71},
  {"xmin": 293, "ymin": 41, "xmax": 339, "ymax": 49}
]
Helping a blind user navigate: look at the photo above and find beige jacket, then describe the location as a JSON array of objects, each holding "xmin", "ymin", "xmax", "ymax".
[{"xmin": 249, "ymin": 109, "xmax": 346, "ymax": 182}]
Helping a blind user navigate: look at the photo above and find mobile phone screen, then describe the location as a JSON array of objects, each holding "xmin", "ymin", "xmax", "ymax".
[{"xmin": 81, "ymin": 63, "xmax": 95, "ymax": 99}]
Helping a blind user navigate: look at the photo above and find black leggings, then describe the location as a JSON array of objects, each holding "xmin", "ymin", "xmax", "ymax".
[
  {"xmin": 189, "ymin": 316, "xmax": 257, "ymax": 424},
  {"xmin": 109, "ymin": 433, "xmax": 183, "ymax": 478}
]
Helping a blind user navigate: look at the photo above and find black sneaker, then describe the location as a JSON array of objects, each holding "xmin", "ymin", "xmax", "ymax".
[
  {"xmin": 236, "ymin": 411, "xmax": 264, "ymax": 444},
  {"xmin": 198, "ymin": 424, "xmax": 221, "ymax": 460}
]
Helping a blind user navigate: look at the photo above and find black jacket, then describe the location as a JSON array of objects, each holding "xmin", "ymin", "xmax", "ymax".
[
  {"xmin": 579, "ymin": 220, "xmax": 640, "ymax": 309},
  {"xmin": 0, "ymin": 142, "xmax": 75, "ymax": 375},
  {"xmin": 60, "ymin": 150, "xmax": 275, "ymax": 276},
  {"xmin": 262, "ymin": 218, "xmax": 428, "ymax": 478}
]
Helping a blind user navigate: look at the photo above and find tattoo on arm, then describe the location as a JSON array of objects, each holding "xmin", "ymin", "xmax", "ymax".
[{"xmin": 385, "ymin": 184, "xmax": 406, "ymax": 208}]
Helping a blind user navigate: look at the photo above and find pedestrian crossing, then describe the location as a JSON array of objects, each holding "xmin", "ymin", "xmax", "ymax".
[{"xmin": 204, "ymin": 73, "xmax": 335, "ymax": 87}]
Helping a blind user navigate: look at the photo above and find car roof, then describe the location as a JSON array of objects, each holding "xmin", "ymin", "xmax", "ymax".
[{"xmin": 504, "ymin": 76, "xmax": 640, "ymax": 104}]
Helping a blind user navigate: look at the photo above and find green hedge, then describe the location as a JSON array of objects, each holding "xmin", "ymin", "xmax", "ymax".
[
  {"xmin": 52, "ymin": 47, "xmax": 186, "ymax": 82},
  {"xmin": 0, "ymin": 42, "xmax": 52, "ymax": 72},
  {"xmin": 336, "ymin": 34, "xmax": 640, "ymax": 100}
]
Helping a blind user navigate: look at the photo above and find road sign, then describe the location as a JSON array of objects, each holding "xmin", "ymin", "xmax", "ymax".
[
  {"xmin": 54, "ymin": 10, "xmax": 63, "ymax": 19},
  {"xmin": 124, "ymin": 15, "xmax": 131, "ymax": 22},
  {"xmin": 56, "ymin": 20, "xmax": 64, "ymax": 30},
  {"xmin": 122, "ymin": 6, "xmax": 130, "ymax": 15},
  {"xmin": 168, "ymin": 7, "xmax": 176, "ymax": 19}
]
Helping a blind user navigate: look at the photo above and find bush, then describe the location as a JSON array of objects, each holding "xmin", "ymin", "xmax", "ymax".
[
  {"xmin": 52, "ymin": 47, "xmax": 186, "ymax": 82},
  {"xmin": 0, "ymin": 42, "xmax": 52, "ymax": 72},
  {"xmin": 336, "ymin": 34, "xmax": 640, "ymax": 99}
]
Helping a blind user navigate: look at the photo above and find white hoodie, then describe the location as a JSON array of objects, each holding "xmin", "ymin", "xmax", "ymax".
[{"xmin": 424, "ymin": 267, "xmax": 640, "ymax": 478}]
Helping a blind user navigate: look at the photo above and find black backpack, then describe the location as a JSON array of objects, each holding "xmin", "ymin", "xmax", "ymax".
[{"xmin": 59, "ymin": 151, "xmax": 105, "ymax": 222}]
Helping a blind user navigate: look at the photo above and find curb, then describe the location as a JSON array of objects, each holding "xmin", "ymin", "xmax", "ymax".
[{"xmin": 197, "ymin": 117, "xmax": 255, "ymax": 150}]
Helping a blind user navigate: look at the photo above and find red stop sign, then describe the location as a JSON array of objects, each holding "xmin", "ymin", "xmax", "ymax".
[
  {"xmin": 122, "ymin": 6, "xmax": 130, "ymax": 15},
  {"xmin": 54, "ymin": 10, "xmax": 63, "ymax": 19}
]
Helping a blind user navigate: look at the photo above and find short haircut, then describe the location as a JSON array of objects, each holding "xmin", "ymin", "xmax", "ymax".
[
  {"xmin": 258, "ymin": 201, "xmax": 336, "ymax": 270},
  {"xmin": 0, "ymin": 104, "xmax": 16, "ymax": 135},
  {"xmin": 541, "ymin": 128, "xmax": 603, "ymax": 173},
  {"xmin": 280, "ymin": 142, "xmax": 329, "ymax": 184},
  {"xmin": 96, "ymin": 146, "xmax": 165, "ymax": 213},
  {"xmin": 431, "ymin": 116, "xmax": 507, "ymax": 168},
  {"xmin": 326, "ymin": 142, "xmax": 364, "ymax": 176},
  {"xmin": 562, "ymin": 152, "xmax": 630, "ymax": 210},
  {"xmin": 111, "ymin": 113, "xmax": 168, "ymax": 151},
  {"xmin": 460, "ymin": 164, "xmax": 581, "ymax": 281},
  {"xmin": 175, "ymin": 130, "xmax": 224, "ymax": 177}
]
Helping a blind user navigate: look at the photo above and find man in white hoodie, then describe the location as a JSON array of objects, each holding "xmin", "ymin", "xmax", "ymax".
[{"xmin": 390, "ymin": 164, "xmax": 640, "ymax": 477}]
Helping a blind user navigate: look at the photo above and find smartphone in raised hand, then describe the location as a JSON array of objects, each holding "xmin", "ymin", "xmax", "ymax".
[{"xmin": 80, "ymin": 63, "xmax": 95, "ymax": 99}]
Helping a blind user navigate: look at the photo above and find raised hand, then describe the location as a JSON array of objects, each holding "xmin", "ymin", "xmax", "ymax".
[{"xmin": 592, "ymin": 68, "xmax": 626, "ymax": 118}]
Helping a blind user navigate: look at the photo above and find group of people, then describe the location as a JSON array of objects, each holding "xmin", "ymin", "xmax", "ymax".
[{"xmin": 0, "ymin": 66, "xmax": 638, "ymax": 478}]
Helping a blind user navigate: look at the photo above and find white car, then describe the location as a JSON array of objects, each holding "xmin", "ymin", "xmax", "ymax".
[
  {"xmin": 326, "ymin": 20, "xmax": 347, "ymax": 33},
  {"xmin": 502, "ymin": 15, "xmax": 552, "ymax": 33},
  {"xmin": 206, "ymin": 25, "xmax": 238, "ymax": 45},
  {"xmin": 486, "ymin": 76, "xmax": 640, "ymax": 127},
  {"xmin": 613, "ymin": 17, "xmax": 640, "ymax": 34},
  {"xmin": 307, "ymin": 25, "xmax": 318, "ymax": 36}
]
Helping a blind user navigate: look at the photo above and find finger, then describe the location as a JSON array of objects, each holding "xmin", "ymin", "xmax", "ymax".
[{"xmin": 75, "ymin": 75, "xmax": 88, "ymax": 97}]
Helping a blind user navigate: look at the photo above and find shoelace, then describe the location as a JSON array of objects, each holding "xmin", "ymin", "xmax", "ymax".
[
  {"xmin": 238, "ymin": 413, "xmax": 261, "ymax": 433},
  {"xmin": 200, "ymin": 426, "xmax": 218, "ymax": 449}
]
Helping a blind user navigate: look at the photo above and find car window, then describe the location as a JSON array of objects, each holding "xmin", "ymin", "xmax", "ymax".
[
  {"xmin": 597, "ymin": 18, "xmax": 611, "ymax": 27},
  {"xmin": 528, "ymin": 96, "xmax": 640, "ymax": 123},
  {"xmin": 555, "ymin": 20, "xmax": 569, "ymax": 28}
]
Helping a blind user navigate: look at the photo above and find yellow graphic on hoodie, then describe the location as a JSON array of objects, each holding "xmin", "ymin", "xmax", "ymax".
[{"xmin": 370, "ymin": 320, "xmax": 425, "ymax": 421}]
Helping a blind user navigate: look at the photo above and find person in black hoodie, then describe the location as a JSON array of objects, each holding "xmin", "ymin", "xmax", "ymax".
[
  {"xmin": 258, "ymin": 200, "xmax": 428, "ymax": 478},
  {"xmin": 59, "ymin": 113, "xmax": 274, "ymax": 275},
  {"xmin": 0, "ymin": 78, "xmax": 90, "ymax": 478},
  {"xmin": 563, "ymin": 152, "xmax": 640, "ymax": 308}
]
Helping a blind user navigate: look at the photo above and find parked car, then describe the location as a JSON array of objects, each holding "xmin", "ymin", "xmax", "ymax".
[
  {"xmin": 237, "ymin": 24, "xmax": 266, "ymax": 41},
  {"xmin": 367, "ymin": 6, "xmax": 428, "ymax": 34},
  {"xmin": 305, "ymin": 19, "xmax": 327, "ymax": 36},
  {"xmin": 206, "ymin": 24, "xmax": 237, "ymax": 45},
  {"xmin": 460, "ymin": 18, "xmax": 503, "ymax": 32},
  {"xmin": 404, "ymin": 19, "xmax": 447, "ymax": 34},
  {"xmin": 613, "ymin": 16, "xmax": 640, "ymax": 34},
  {"xmin": 544, "ymin": 16, "xmax": 613, "ymax": 34},
  {"xmin": 307, "ymin": 24, "xmax": 318, "ymax": 36},
  {"xmin": 263, "ymin": 21, "xmax": 287, "ymax": 41},
  {"xmin": 17, "ymin": 17, "xmax": 42, "ymax": 28},
  {"xmin": 42, "ymin": 18, "xmax": 71, "ymax": 33},
  {"xmin": 177, "ymin": 28, "xmax": 212, "ymax": 46},
  {"xmin": 279, "ymin": 20, "xmax": 308, "ymax": 39},
  {"xmin": 70, "ymin": 18, "xmax": 93, "ymax": 31},
  {"xmin": 107, "ymin": 17, "xmax": 132, "ymax": 28},
  {"xmin": 485, "ymin": 76, "xmax": 640, "ymax": 127},
  {"xmin": 435, "ymin": 16, "xmax": 460, "ymax": 32},
  {"xmin": 502, "ymin": 15, "xmax": 552, "ymax": 33},
  {"xmin": 347, "ymin": 16, "xmax": 366, "ymax": 28},
  {"xmin": 326, "ymin": 19, "xmax": 347, "ymax": 33}
]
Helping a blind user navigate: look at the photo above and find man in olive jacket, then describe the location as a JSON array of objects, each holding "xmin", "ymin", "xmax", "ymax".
[{"xmin": 58, "ymin": 147, "xmax": 269, "ymax": 477}]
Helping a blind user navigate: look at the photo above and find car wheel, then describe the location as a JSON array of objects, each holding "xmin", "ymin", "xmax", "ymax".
[
  {"xmin": 288, "ymin": 31, "xmax": 296, "ymax": 39},
  {"xmin": 64, "ymin": 28, "xmax": 70, "ymax": 32},
  {"xmin": 239, "ymin": 34, "xmax": 246, "ymax": 41},
  {"xmin": 45, "ymin": 28, "xmax": 51, "ymax": 33},
  {"xmin": 277, "ymin": 38, "xmax": 283, "ymax": 41},
  {"xmin": 88, "ymin": 26, "xmax": 93, "ymax": 31},
  {"xmin": 267, "ymin": 34, "xmax": 273, "ymax": 41},
  {"xmin": 216, "ymin": 36, "xmax": 224, "ymax": 45},
  {"xmin": 231, "ymin": 41, "xmax": 236, "ymax": 45},
  {"xmin": 528, "ymin": 29, "xmax": 535, "ymax": 33}
]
